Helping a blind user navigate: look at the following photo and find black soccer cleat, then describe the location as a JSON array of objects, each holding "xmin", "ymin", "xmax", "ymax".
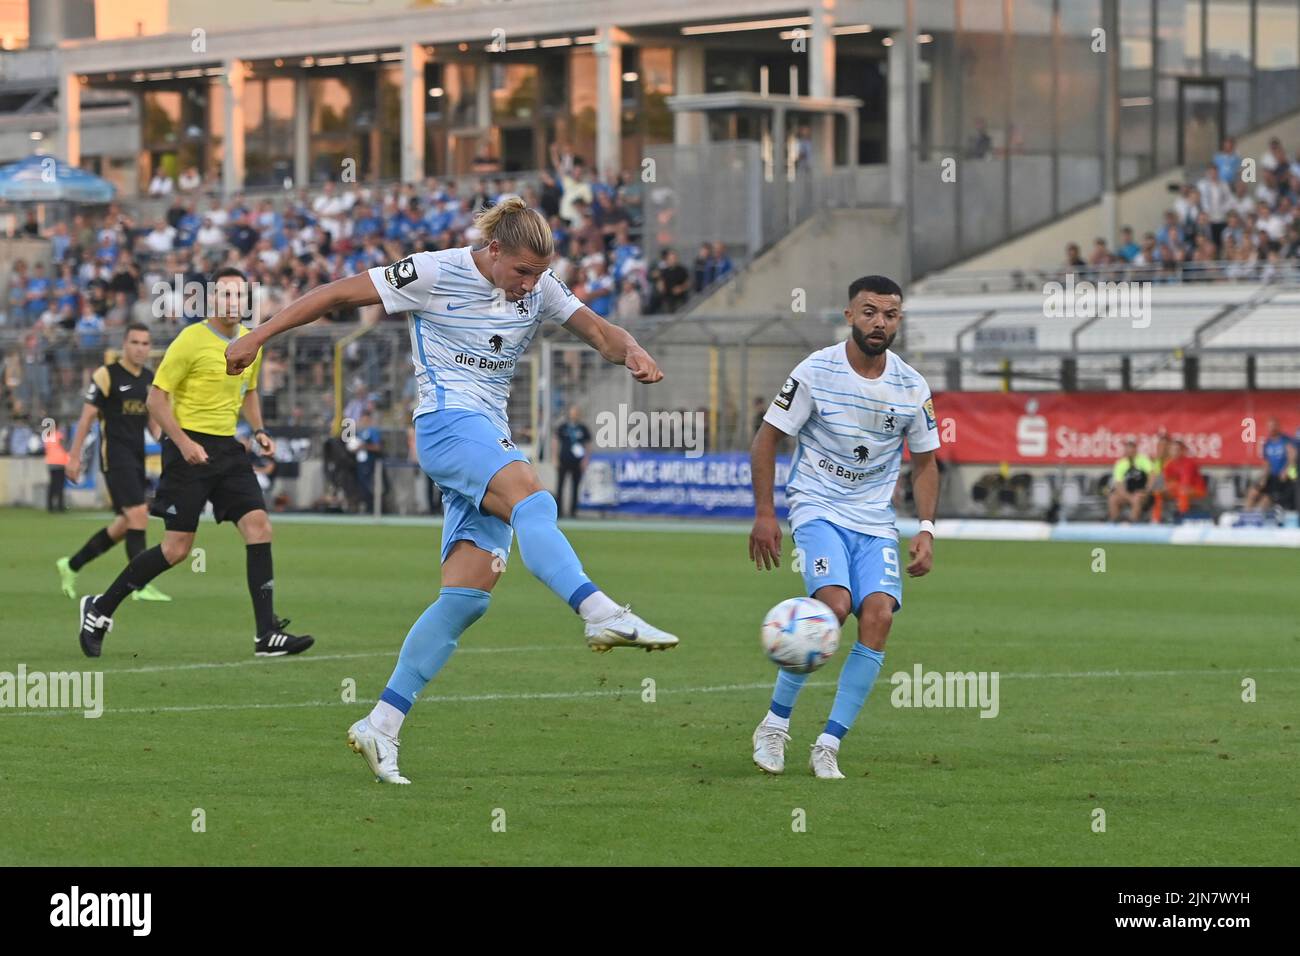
[
  {"xmin": 254, "ymin": 617, "xmax": 314, "ymax": 657},
  {"xmin": 78, "ymin": 594, "xmax": 113, "ymax": 658}
]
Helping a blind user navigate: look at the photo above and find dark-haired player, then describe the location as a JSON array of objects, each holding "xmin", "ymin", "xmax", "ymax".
[
  {"xmin": 748, "ymin": 275, "xmax": 941, "ymax": 779},
  {"xmin": 57, "ymin": 322, "xmax": 170, "ymax": 602},
  {"xmin": 77, "ymin": 268, "xmax": 312, "ymax": 659}
]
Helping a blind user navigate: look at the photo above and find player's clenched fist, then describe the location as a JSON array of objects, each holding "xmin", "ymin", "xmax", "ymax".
[
  {"xmin": 225, "ymin": 334, "xmax": 260, "ymax": 375},
  {"xmin": 749, "ymin": 514, "xmax": 782, "ymax": 571},
  {"xmin": 906, "ymin": 531, "xmax": 933, "ymax": 577},
  {"xmin": 625, "ymin": 345, "xmax": 663, "ymax": 383}
]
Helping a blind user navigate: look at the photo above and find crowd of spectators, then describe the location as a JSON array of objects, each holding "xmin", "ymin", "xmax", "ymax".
[
  {"xmin": 2, "ymin": 148, "xmax": 737, "ymax": 424},
  {"xmin": 1065, "ymin": 136, "xmax": 1300, "ymax": 282}
]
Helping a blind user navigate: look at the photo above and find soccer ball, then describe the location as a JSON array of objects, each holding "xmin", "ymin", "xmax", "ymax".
[{"xmin": 761, "ymin": 597, "xmax": 840, "ymax": 673}]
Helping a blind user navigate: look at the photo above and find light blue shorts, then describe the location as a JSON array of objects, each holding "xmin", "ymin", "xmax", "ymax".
[
  {"xmin": 414, "ymin": 409, "xmax": 529, "ymax": 563},
  {"xmin": 792, "ymin": 518, "xmax": 903, "ymax": 614}
]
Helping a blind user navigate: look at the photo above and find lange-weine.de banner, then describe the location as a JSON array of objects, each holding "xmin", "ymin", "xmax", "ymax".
[
  {"xmin": 579, "ymin": 452, "xmax": 791, "ymax": 518},
  {"xmin": 932, "ymin": 390, "xmax": 1300, "ymax": 465}
]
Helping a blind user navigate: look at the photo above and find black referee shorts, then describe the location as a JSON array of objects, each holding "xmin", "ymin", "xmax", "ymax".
[
  {"xmin": 105, "ymin": 463, "xmax": 148, "ymax": 513},
  {"xmin": 151, "ymin": 430, "xmax": 266, "ymax": 533}
]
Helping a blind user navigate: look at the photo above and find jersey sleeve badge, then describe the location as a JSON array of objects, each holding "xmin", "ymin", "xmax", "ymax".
[
  {"xmin": 774, "ymin": 377, "xmax": 800, "ymax": 411},
  {"xmin": 923, "ymin": 398, "xmax": 937, "ymax": 430},
  {"xmin": 384, "ymin": 257, "xmax": 419, "ymax": 290}
]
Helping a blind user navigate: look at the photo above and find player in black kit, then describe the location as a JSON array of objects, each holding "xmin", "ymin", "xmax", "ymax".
[{"xmin": 57, "ymin": 323, "xmax": 171, "ymax": 602}]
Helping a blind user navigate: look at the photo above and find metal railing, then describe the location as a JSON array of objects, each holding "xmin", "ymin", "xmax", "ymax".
[{"xmin": 914, "ymin": 260, "xmax": 1300, "ymax": 296}]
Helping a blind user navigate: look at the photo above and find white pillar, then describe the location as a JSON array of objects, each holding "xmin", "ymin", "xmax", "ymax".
[
  {"xmin": 476, "ymin": 59, "xmax": 492, "ymax": 158},
  {"xmin": 673, "ymin": 46, "xmax": 705, "ymax": 146},
  {"xmin": 294, "ymin": 74, "xmax": 310, "ymax": 188},
  {"xmin": 401, "ymin": 42, "xmax": 429, "ymax": 184},
  {"xmin": 222, "ymin": 58, "xmax": 246, "ymax": 196},
  {"xmin": 809, "ymin": 0, "xmax": 836, "ymax": 171},
  {"xmin": 59, "ymin": 71, "xmax": 81, "ymax": 167},
  {"xmin": 809, "ymin": 0, "xmax": 835, "ymax": 98},
  {"xmin": 595, "ymin": 25, "xmax": 624, "ymax": 178}
]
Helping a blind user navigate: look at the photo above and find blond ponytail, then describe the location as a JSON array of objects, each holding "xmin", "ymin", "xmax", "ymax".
[{"xmin": 473, "ymin": 196, "xmax": 554, "ymax": 259}]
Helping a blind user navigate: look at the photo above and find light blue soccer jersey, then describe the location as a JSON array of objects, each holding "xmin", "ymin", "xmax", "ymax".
[
  {"xmin": 368, "ymin": 246, "xmax": 583, "ymax": 431},
  {"xmin": 763, "ymin": 343, "xmax": 940, "ymax": 541}
]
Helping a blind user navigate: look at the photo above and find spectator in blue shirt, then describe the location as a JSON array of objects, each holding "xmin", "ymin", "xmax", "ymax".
[
  {"xmin": 1116, "ymin": 227, "xmax": 1140, "ymax": 262},
  {"xmin": 354, "ymin": 411, "xmax": 384, "ymax": 513},
  {"xmin": 1245, "ymin": 418, "xmax": 1296, "ymax": 509},
  {"xmin": 711, "ymin": 241, "xmax": 734, "ymax": 282},
  {"xmin": 582, "ymin": 258, "xmax": 616, "ymax": 318},
  {"xmin": 1213, "ymin": 137, "xmax": 1241, "ymax": 186},
  {"xmin": 74, "ymin": 305, "xmax": 104, "ymax": 349},
  {"xmin": 25, "ymin": 263, "xmax": 51, "ymax": 321}
]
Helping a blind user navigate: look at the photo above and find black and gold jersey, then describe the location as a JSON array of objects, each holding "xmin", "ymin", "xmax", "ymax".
[{"xmin": 86, "ymin": 361, "xmax": 153, "ymax": 472}]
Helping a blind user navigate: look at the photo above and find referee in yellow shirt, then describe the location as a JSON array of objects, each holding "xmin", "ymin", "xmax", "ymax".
[{"xmin": 77, "ymin": 267, "xmax": 313, "ymax": 658}]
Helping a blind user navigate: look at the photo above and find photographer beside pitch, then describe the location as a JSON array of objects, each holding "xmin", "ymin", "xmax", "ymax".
[
  {"xmin": 749, "ymin": 276, "xmax": 940, "ymax": 779},
  {"xmin": 76, "ymin": 268, "xmax": 313, "ymax": 658}
]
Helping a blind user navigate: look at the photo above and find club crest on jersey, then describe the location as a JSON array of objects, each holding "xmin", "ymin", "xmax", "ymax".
[
  {"xmin": 489, "ymin": 334, "xmax": 504, "ymax": 353},
  {"xmin": 923, "ymin": 398, "xmax": 937, "ymax": 430},
  {"xmin": 883, "ymin": 410, "xmax": 897, "ymax": 432},
  {"xmin": 813, "ymin": 557, "xmax": 830, "ymax": 576},
  {"xmin": 498, "ymin": 437, "xmax": 516, "ymax": 450},
  {"xmin": 384, "ymin": 257, "xmax": 418, "ymax": 290},
  {"xmin": 774, "ymin": 377, "xmax": 800, "ymax": 411},
  {"xmin": 514, "ymin": 299, "xmax": 530, "ymax": 318}
]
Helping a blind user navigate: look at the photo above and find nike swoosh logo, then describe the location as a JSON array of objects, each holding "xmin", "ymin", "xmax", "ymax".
[
  {"xmin": 119, "ymin": 385, "xmax": 133, "ymax": 391},
  {"xmin": 446, "ymin": 301, "xmax": 472, "ymax": 312},
  {"xmin": 820, "ymin": 408, "xmax": 840, "ymax": 417}
]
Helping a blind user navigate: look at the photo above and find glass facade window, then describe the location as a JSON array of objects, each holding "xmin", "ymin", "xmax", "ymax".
[
  {"xmin": 1157, "ymin": 0, "xmax": 1203, "ymax": 75},
  {"xmin": 1121, "ymin": 0, "xmax": 1155, "ymax": 183},
  {"xmin": 1205, "ymin": 0, "xmax": 1252, "ymax": 76},
  {"xmin": 310, "ymin": 75, "xmax": 370, "ymax": 184},
  {"xmin": 568, "ymin": 49, "xmax": 598, "ymax": 168},
  {"xmin": 1255, "ymin": 0, "xmax": 1300, "ymax": 122},
  {"xmin": 245, "ymin": 77, "xmax": 295, "ymax": 188},
  {"xmin": 142, "ymin": 87, "xmax": 208, "ymax": 188}
]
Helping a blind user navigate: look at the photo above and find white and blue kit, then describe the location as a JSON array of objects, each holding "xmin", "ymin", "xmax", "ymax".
[
  {"xmin": 367, "ymin": 246, "xmax": 582, "ymax": 562},
  {"xmin": 763, "ymin": 343, "xmax": 940, "ymax": 613}
]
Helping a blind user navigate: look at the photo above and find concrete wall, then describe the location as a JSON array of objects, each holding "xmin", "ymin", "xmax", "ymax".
[{"xmin": 690, "ymin": 206, "xmax": 909, "ymax": 317}]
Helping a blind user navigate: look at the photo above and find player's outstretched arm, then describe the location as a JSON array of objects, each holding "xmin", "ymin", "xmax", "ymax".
[
  {"xmin": 907, "ymin": 449, "xmax": 939, "ymax": 577},
  {"xmin": 225, "ymin": 273, "xmax": 382, "ymax": 375},
  {"xmin": 749, "ymin": 422, "xmax": 785, "ymax": 570},
  {"xmin": 562, "ymin": 307, "xmax": 663, "ymax": 383}
]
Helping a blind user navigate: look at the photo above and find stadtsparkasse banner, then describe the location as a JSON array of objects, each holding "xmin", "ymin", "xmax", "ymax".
[{"xmin": 931, "ymin": 390, "xmax": 1300, "ymax": 465}]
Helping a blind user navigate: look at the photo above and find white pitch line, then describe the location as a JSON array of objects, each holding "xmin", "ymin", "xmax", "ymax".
[
  {"xmin": 4, "ymin": 667, "xmax": 1298, "ymax": 719},
  {"xmin": 94, "ymin": 644, "xmax": 569, "ymax": 676}
]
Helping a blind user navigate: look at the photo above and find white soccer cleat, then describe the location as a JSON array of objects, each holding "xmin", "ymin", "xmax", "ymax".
[
  {"xmin": 346, "ymin": 717, "xmax": 410, "ymax": 785},
  {"xmin": 584, "ymin": 605, "xmax": 679, "ymax": 653},
  {"xmin": 752, "ymin": 720, "xmax": 790, "ymax": 775},
  {"xmin": 809, "ymin": 743, "xmax": 846, "ymax": 779}
]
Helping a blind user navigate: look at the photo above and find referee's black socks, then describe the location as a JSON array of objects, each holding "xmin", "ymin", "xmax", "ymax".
[
  {"xmin": 246, "ymin": 543, "xmax": 277, "ymax": 636},
  {"xmin": 125, "ymin": 528, "xmax": 146, "ymax": 561},
  {"xmin": 69, "ymin": 528, "xmax": 117, "ymax": 571},
  {"xmin": 96, "ymin": 546, "xmax": 173, "ymax": 616}
]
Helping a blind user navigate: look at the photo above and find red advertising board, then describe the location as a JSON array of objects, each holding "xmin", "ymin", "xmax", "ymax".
[{"xmin": 931, "ymin": 391, "xmax": 1300, "ymax": 465}]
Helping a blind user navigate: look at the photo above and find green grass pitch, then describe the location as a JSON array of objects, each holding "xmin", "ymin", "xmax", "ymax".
[{"xmin": 1, "ymin": 508, "xmax": 1295, "ymax": 865}]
